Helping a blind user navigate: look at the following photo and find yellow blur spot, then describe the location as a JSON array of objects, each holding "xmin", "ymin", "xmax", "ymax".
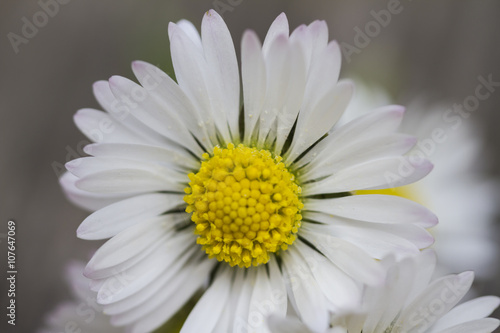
[{"xmin": 356, "ymin": 184, "xmax": 425, "ymax": 206}]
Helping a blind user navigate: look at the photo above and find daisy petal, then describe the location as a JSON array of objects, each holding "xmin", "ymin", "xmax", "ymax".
[
  {"xmin": 75, "ymin": 168, "xmax": 184, "ymax": 194},
  {"xmin": 126, "ymin": 259, "xmax": 214, "ymax": 333},
  {"xmin": 434, "ymin": 318, "xmax": 500, "ymax": 333},
  {"xmin": 233, "ymin": 269, "xmax": 257, "ymax": 333},
  {"xmin": 295, "ymin": 105, "xmax": 405, "ymax": 167},
  {"xmin": 83, "ymin": 142, "xmax": 199, "ymax": 171},
  {"xmin": 169, "ymin": 21, "xmax": 231, "ymax": 142},
  {"xmin": 282, "ymin": 248, "xmax": 329, "ymax": 332},
  {"xmin": 262, "ymin": 12, "xmax": 289, "ymax": 56},
  {"xmin": 303, "ymin": 133, "xmax": 417, "ymax": 180},
  {"xmin": 242, "ymin": 30, "xmax": 266, "ymax": 143},
  {"xmin": 84, "ymin": 216, "xmax": 170, "ymax": 279},
  {"xmin": 181, "ymin": 267, "xmax": 232, "ymax": 333},
  {"xmin": 304, "ymin": 156, "xmax": 433, "ymax": 195},
  {"xmin": 131, "ymin": 61, "xmax": 213, "ymax": 150},
  {"xmin": 77, "ymin": 193, "xmax": 184, "ymax": 240},
  {"xmin": 108, "ymin": 75, "xmax": 204, "ymax": 155},
  {"xmin": 288, "ymin": 79, "xmax": 353, "ymax": 160},
  {"xmin": 429, "ymin": 296, "xmax": 500, "ymax": 333},
  {"xmin": 305, "ymin": 194, "xmax": 437, "ymax": 228},
  {"xmin": 171, "ymin": 19, "xmax": 202, "ymax": 50},
  {"xmin": 92, "ymin": 80, "xmax": 171, "ymax": 146},
  {"xmin": 397, "ymin": 271, "xmax": 474, "ymax": 332},
  {"xmin": 202, "ymin": 10, "xmax": 240, "ymax": 139},
  {"xmin": 267, "ymin": 315, "xmax": 311, "ymax": 333},
  {"xmin": 74, "ymin": 108, "xmax": 147, "ymax": 144},
  {"xmin": 300, "ymin": 226, "xmax": 385, "ymax": 285},
  {"xmin": 59, "ymin": 172, "xmax": 131, "ymax": 211}
]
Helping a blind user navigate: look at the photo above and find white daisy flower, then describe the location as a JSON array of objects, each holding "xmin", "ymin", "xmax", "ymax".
[
  {"xmin": 341, "ymin": 82, "xmax": 499, "ymax": 278},
  {"xmin": 60, "ymin": 11, "xmax": 436, "ymax": 333},
  {"xmin": 267, "ymin": 250, "xmax": 500, "ymax": 333}
]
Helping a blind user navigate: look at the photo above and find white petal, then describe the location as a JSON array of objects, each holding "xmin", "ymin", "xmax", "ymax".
[
  {"xmin": 201, "ymin": 10, "xmax": 240, "ymax": 139},
  {"xmin": 77, "ymin": 193, "xmax": 184, "ymax": 240},
  {"xmin": 83, "ymin": 142, "xmax": 199, "ymax": 171},
  {"xmin": 59, "ymin": 172, "xmax": 130, "ymax": 211},
  {"xmin": 267, "ymin": 256, "xmax": 287, "ymax": 317},
  {"xmin": 74, "ymin": 108, "xmax": 147, "ymax": 144},
  {"xmin": 169, "ymin": 22, "xmax": 231, "ymax": 142},
  {"xmin": 214, "ymin": 269, "xmax": 245, "ymax": 333},
  {"xmin": 108, "ymin": 75, "xmax": 204, "ymax": 155},
  {"xmin": 302, "ymin": 217, "xmax": 426, "ymax": 260},
  {"xmin": 266, "ymin": 315, "xmax": 312, "ymax": 333},
  {"xmin": 405, "ymin": 249, "xmax": 438, "ymax": 306},
  {"xmin": 126, "ymin": 259, "xmax": 214, "ymax": 333},
  {"xmin": 304, "ymin": 194, "xmax": 437, "ymax": 228},
  {"xmin": 233, "ymin": 269, "xmax": 257, "ymax": 333},
  {"xmin": 429, "ymin": 296, "xmax": 500, "ymax": 333},
  {"xmin": 294, "ymin": 240, "xmax": 361, "ymax": 311},
  {"xmin": 304, "ymin": 156, "xmax": 433, "ymax": 195},
  {"xmin": 248, "ymin": 266, "xmax": 277, "ymax": 333},
  {"xmin": 435, "ymin": 318, "xmax": 500, "ymax": 333},
  {"xmin": 131, "ymin": 61, "xmax": 214, "ymax": 150},
  {"xmin": 302, "ymin": 133, "xmax": 416, "ymax": 180},
  {"xmin": 295, "ymin": 105, "xmax": 405, "ymax": 168},
  {"xmin": 84, "ymin": 216, "xmax": 170, "ymax": 279},
  {"xmin": 75, "ymin": 168, "xmax": 184, "ymax": 194},
  {"xmin": 299, "ymin": 226, "xmax": 385, "ymax": 285},
  {"xmin": 102, "ymin": 244, "xmax": 199, "ymax": 315},
  {"xmin": 171, "ymin": 19, "xmax": 202, "ymax": 50},
  {"xmin": 181, "ymin": 266, "xmax": 232, "ymax": 333},
  {"xmin": 66, "ymin": 156, "xmax": 183, "ymax": 181},
  {"xmin": 288, "ymin": 79, "xmax": 353, "ymax": 160},
  {"xmin": 274, "ymin": 38, "xmax": 307, "ymax": 155},
  {"xmin": 258, "ymin": 33, "xmax": 289, "ymax": 146},
  {"xmin": 262, "ymin": 13, "xmax": 289, "ymax": 56},
  {"xmin": 397, "ymin": 271, "xmax": 474, "ymax": 333},
  {"xmin": 242, "ymin": 30, "xmax": 266, "ymax": 143},
  {"xmin": 282, "ymin": 248, "xmax": 329, "ymax": 332},
  {"xmin": 92, "ymin": 80, "xmax": 172, "ymax": 147},
  {"xmin": 97, "ymin": 231, "xmax": 194, "ymax": 305}
]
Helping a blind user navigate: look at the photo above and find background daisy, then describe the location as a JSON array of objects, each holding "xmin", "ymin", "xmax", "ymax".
[
  {"xmin": 267, "ymin": 250, "xmax": 500, "ymax": 333},
  {"xmin": 342, "ymin": 82, "xmax": 499, "ymax": 279}
]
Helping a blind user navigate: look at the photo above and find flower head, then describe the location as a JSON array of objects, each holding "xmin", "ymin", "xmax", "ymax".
[{"xmin": 61, "ymin": 10, "xmax": 435, "ymax": 333}]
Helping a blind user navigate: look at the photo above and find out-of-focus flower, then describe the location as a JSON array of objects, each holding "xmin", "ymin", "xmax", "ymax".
[
  {"xmin": 60, "ymin": 11, "xmax": 436, "ymax": 333},
  {"xmin": 37, "ymin": 262, "xmax": 123, "ymax": 333},
  {"xmin": 267, "ymin": 250, "xmax": 500, "ymax": 333},
  {"xmin": 342, "ymin": 82, "xmax": 498, "ymax": 278}
]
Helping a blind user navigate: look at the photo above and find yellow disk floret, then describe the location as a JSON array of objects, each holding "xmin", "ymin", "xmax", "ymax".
[{"xmin": 184, "ymin": 143, "xmax": 303, "ymax": 268}]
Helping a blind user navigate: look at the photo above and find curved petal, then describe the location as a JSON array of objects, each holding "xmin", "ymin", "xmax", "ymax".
[
  {"xmin": 304, "ymin": 194, "xmax": 437, "ymax": 228},
  {"xmin": 77, "ymin": 193, "xmax": 185, "ymax": 240},
  {"xmin": 202, "ymin": 10, "xmax": 240, "ymax": 139},
  {"xmin": 303, "ymin": 156, "xmax": 433, "ymax": 195},
  {"xmin": 59, "ymin": 172, "xmax": 131, "ymax": 211}
]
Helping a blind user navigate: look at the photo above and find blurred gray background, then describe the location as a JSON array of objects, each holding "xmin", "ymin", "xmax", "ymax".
[{"xmin": 1, "ymin": 0, "xmax": 499, "ymax": 332}]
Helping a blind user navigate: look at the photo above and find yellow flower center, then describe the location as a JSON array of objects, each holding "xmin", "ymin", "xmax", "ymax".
[{"xmin": 184, "ymin": 143, "xmax": 303, "ymax": 268}]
